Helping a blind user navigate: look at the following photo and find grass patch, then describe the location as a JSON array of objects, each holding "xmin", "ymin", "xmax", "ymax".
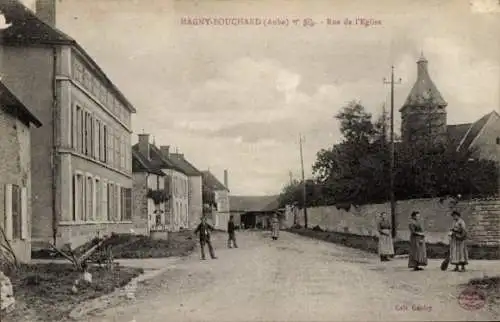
[
  {"xmin": 288, "ymin": 228, "xmax": 500, "ymax": 259},
  {"xmin": 32, "ymin": 230, "xmax": 197, "ymax": 259},
  {"xmin": 2, "ymin": 263, "xmax": 143, "ymax": 322}
]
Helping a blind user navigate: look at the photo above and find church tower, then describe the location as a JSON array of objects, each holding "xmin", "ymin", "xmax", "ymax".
[{"xmin": 400, "ymin": 54, "xmax": 448, "ymax": 150}]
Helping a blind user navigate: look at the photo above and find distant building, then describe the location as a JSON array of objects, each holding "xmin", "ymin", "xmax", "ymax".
[
  {"xmin": 0, "ymin": 81, "xmax": 42, "ymax": 262},
  {"xmin": 401, "ymin": 54, "xmax": 500, "ymax": 163},
  {"xmin": 168, "ymin": 152, "xmax": 203, "ymax": 229},
  {"xmin": 0, "ymin": 0, "xmax": 136, "ymax": 248},
  {"xmin": 201, "ymin": 170, "xmax": 230, "ymax": 230},
  {"xmin": 131, "ymin": 134, "xmax": 167, "ymax": 234},
  {"xmin": 229, "ymin": 195, "xmax": 281, "ymax": 229}
]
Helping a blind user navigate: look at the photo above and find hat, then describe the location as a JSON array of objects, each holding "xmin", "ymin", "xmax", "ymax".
[{"xmin": 451, "ymin": 211, "xmax": 461, "ymax": 217}]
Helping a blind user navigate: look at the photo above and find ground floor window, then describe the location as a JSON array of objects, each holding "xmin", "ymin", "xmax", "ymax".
[
  {"xmin": 3, "ymin": 184, "xmax": 28, "ymax": 240},
  {"xmin": 71, "ymin": 171, "xmax": 132, "ymax": 223}
]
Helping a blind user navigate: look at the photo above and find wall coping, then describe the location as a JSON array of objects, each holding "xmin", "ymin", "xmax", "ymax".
[{"xmin": 59, "ymin": 221, "xmax": 133, "ymax": 226}]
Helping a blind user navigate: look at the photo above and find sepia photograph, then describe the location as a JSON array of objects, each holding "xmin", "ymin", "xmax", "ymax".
[{"xmin": 0, "ymin": 0, "xmax": 499, "ymax": 321}]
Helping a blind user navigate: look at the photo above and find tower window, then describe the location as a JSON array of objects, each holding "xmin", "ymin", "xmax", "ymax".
[{"xmin": 496, "ymin": 137, "xmax": 500, "ymax": 145}]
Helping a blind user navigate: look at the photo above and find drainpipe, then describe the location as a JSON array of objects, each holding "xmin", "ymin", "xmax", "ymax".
[{"xmin": 51, "ymin": 46, "xmax": 59, "ymax": 245}]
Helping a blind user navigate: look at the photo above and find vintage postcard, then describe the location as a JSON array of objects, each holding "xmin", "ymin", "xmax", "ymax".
[{"xmin": 0, "ymin": 0, "xmax": 499, "ymax": 321}]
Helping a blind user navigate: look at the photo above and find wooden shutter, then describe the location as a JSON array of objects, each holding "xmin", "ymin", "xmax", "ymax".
[
  {"xmin": 21, "ymin": 187, "xmax": 28, "ymax": 240},
  {"xmin": 125, "ymin": 188, "xmax": 132, "ymax": 220},
  {"xmin": 4, "ymin": 184, "xmax": 13, "ymax": 240},
  {"xmin": 12, "ymin": 185, "xmax": 21, "ymax": 239}
]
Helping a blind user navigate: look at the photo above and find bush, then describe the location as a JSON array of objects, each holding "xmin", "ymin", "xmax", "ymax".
[{"xmin": 311, "ymin": 225, "xmax": 324, "ymax": 232}]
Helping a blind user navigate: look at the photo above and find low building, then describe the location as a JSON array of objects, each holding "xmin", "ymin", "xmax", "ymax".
[
  {"xmin": 229, "ymin": 195, "xmax": 281, "ymax": 229},
  {"xmin": 131, "ymin": 134, "xmax": 167, "ymax": 235},
  {"xmin": 201, "ymin": 170, "xmax": 230, "ymax": 230},
  {"xmin": 0, "ymin": 81, "xmax": 42, "ymax": 263},
  {"xmin": 168, "ymin": 151, "xmax": 203, "ymax": 229}
]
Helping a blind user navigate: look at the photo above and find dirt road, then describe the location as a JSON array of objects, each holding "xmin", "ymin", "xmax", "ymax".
[{"xmin": 79, "ymin": 231, "xmax": 499, "ymax": 321}]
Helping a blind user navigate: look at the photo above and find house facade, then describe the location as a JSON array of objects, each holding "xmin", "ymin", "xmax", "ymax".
[
  {"xmin": 0, "ymin": 0, "xmax": 135, "ymax": 248},
  {"xmin": 0, "ymin": 81, "xmax": 42, "ymax": 263},
  {"xmin": 132, "ymin": 134, "xmax": 167, "ymax": 235},
  {"xmin": 201, "ymin": 170, "xmax": 230, "ymax": 230},
  {"xmin": 168, "ymin": 151, "xmax": 203, "ymax": 229},
  {"xmin": 158, "ymin": 147, "xmax": 189, "ymax": 231}
]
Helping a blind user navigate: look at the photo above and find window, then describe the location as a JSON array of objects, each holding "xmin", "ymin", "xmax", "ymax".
[
  {"xmin": 114, "ymin": 134, "xmax": 120, "ymax": 169},
  {"xmin": 74, "ymin": 173, "xmax": 85, "ymax": 221},
  {"xmin": 102, "ymin": 125, "xmax": 108, "ymax": 163},
  {"xmin": 108, "ymin": 183, "xmax": 114, "ymax": 221},
  {"xmin": 95, "ymin": 178, "xmax": 101, "ymax": 220},
  {"xmin": 94, "ymin": 118, "xmax": 99, "ymax": 158},
  {"xmin": 77, "ymin": 106, "xmax": 83, "ymax": 153},
  {"xmin": 102, "ymin": 181, "xmax": 109, "ymax": 221},
  {"xmin": 86, "ymin": 176, "xmax": 93, "ymax": 221},
  {"xmin": 497, "ymin": 137, "xmax": 500, "ymax": 145},
  {"xmin": 116, "ymin": 185, "xmax": 121, "ymax": 221},
  {"xmin": 3, "ymin": 184, "xmax": 26, "ymax": 240},
  {"xmin": 107, "ymin": 127, "xmax": 114, "ymax": 166},
  {"xmin": 121, "ymin": 135, "xmax": 126, "ymax": 170},
  {"xmin": 72, "ymin": 175, "xmax": 77, "ymax": 221}
]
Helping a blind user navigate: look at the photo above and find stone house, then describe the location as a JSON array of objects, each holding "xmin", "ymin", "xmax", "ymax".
[
  {"xmin": 168, "ymin": 151, "xmax": 203, "ymax": 229},
  {"xmin": 0, "ymin": 81, "xmax": 42, "ymax": 263},
  {"xmin": 0, "ymin": 0, "xmax": 136, "ymax": 248},
  {"xmin": 131, "ymin": 134, "xmax": 167, "ymax": 235},
  {"xmin": 229, "ymin": 195, "xmax": 281, "ymax": 229},
  {"xmin": 132, "ymin": 136, "xmax": 189, "ymax": 232},
  {"xmin": 157, "ymin": 146, "xmax": 190, "ymax": 231},
  {"xmin": 201, "ymin": 170, "xmax": 230, "ymax": 230}
]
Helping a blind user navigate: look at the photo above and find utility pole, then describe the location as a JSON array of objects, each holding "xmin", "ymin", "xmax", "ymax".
[
  {"xmin": 299, "ymin": 134, "xmax": 308, "ymax": 228},
  {"xmin": 383, "ymin": 66, "xmax": 402, "ymax": 238}
]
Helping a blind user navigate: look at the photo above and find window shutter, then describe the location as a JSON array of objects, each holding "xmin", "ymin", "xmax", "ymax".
[
  {"xmin": 4, "ymin": 184, "xmax": 13, "ymax": 240},
  {"xmin": 21, "ymin": 187, "xmax": 28, "ymax": 240}
]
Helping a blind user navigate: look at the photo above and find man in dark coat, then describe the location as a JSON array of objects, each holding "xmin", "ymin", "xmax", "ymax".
[
  {"xmin": 194, "ymin": 216, "xmax": 217, "ymax": 260},
  {"xmin": 227, "ymin": 215, "xmax": 238, "ymax": 248}
]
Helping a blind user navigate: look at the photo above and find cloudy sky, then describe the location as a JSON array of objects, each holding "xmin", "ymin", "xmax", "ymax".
[{"xmin": 23, "ymin": 0, "xmax": 500, "ymax": 195}]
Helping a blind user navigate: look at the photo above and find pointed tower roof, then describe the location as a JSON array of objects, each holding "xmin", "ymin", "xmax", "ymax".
[{"xmin": 400, "ymin": 54, "xmax": 447, "ymax": 111}]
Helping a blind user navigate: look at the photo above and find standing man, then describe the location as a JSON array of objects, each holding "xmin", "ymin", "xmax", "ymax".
[
  {"xmin": 194, "ymin": 216, "xmax": 217, "ymax": 260},
  {"xmin": 227, "ymin": 215, "xmax": 238, "ymax": 248}
]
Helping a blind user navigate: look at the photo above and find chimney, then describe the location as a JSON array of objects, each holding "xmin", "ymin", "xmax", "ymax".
[
  {"xmin": 36, "ymin": 0, "xmax": 56, "ymax": 27},
  {"xmin": 416, "ymin": 53, "xmax": 429, "ymax": 81},
  {"xmin": 138, "ymin": 134, "xmax": 150, "ymax": 160},
  {"xmin": 224, "ymin": 169, "xmax": 229, "ymax": 190},
  {"xmin": 160, "ymin": 145, "xmax": 170, "ymax": 158}
]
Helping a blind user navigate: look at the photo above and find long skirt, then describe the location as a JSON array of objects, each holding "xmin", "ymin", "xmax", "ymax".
[
  {"xmin": 408, "ymin": 235, "xmax": 428, "ymax": 268},
  {"xmin": 450, "ymin": 237, "xmax": 468, "ymax": 265},
  {"xmin": 378, "ymin": 229, "xmax": 394, "ymax": 256},
  {"xmin": 272, "ymin": 224, "xmax": 280, "ymax": 238}
]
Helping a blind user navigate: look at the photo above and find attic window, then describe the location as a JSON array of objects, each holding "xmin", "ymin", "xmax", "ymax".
[{"xmin": 497, "ymin": 137, "xmax": 500, "ymax": 145}]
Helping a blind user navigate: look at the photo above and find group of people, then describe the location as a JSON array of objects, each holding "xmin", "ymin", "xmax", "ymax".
[
  {"xmin": 193, "ymin": 213, "xmax": 281, "ymax": 260},
  {"xmin": 377, "ymin": 210, "xmax": 469, "ymax": 272}
]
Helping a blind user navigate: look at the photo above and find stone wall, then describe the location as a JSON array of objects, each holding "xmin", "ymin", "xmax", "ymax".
[{"xmin": 285, "ymin": 197, "xmax": 500, "ymax": 246}]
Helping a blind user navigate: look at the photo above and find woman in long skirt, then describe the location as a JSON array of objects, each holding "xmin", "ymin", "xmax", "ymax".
[
  {"xmin": 377, "ymin": 212, "xmax": 394, "ymax": 261},
  {"xmin": 449, "ymin": 211, "xmax": 468, "ymax": 272},
  {"xmin": 271, "ymin": 213, "xmax": 280, "ymax": 240},
  {"xmin": 408, "ymin": 211, "xmax": 427, "ymax": 271}
]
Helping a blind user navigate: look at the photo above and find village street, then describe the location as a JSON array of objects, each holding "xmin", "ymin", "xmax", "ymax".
[{"xmin": 71, "ymin": 231, "xmax": 499, "ymax": 322}]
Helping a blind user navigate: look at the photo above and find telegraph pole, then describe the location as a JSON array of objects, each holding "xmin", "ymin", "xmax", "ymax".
[
  {"xmin": 299, "ymin": 134, "xmax": 308, "ymax": 228},
  {"xmin": 383, "ymin": 66, "xmax": 402, "ymax": 238}
]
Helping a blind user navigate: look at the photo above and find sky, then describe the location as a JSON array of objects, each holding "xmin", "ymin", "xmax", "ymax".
[{"xmin": 21, "ymin": 0, "xmax": 500, "ymax": 196}]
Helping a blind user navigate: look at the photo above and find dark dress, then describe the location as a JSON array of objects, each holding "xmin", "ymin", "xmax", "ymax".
[{"xmin": 408, "ymin": 219, "xmax": 428, "ymax": 268}]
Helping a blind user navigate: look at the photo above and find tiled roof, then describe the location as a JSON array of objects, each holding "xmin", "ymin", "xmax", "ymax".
[
  {"xmin": 229, "ymin": 195, "xmax": 280, "ymax": 212},
  {"xmin": 131, "ymin": 148, "xmax": 165, "ymax": 176},
  {"xmin": 401, "ymin": 55, "xmax": 447, "ymax": 109},
  {"xmin": 0, "ymin": 81, "xmax": 42, "ymax": 127},
  {"xmin": 169, "ymin": 153, "xmax": 202, "ymax": 176},
  {"xmin": 201, "ymin": 171, "xmax": 228, "ymax": 192},
  {"xmin": 447, "ymin": 123, "xmax": 471, "ymax": 150},
  {"xmin": 457, "ymin": 111, "xmax": 495, "ymax": 152},
  {"xmin": 0, "ymin": 0, "xmax": 136, "ymax": 113},
  {"xmin": 132, "ymin": 144, "xmax": 185, "ymax": 174}
]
